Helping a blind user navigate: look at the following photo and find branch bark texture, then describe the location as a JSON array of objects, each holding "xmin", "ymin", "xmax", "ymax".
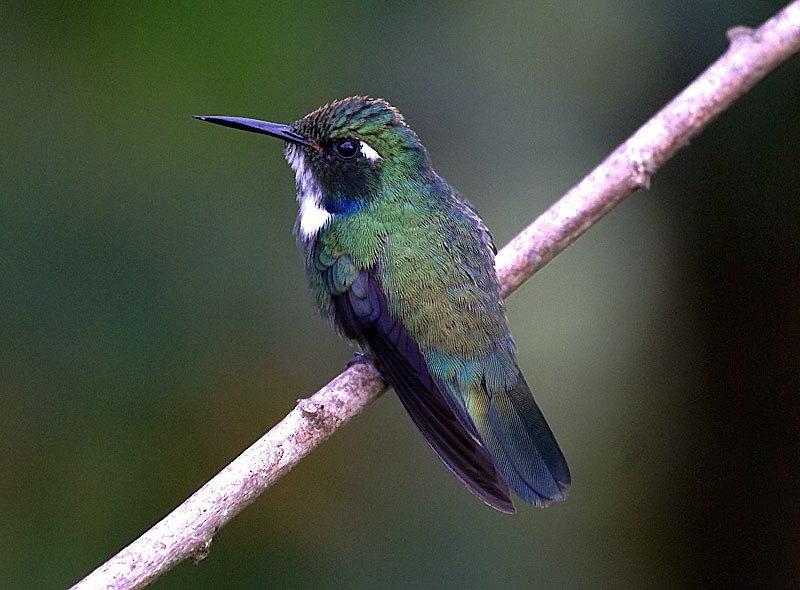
[{"xmin": 72, "ymin": 3, "xmax": 800, "ymax": 589}]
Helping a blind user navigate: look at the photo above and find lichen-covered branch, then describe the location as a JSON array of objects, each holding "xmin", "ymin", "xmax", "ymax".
[{"xmin": 71, "ymin": 3, "xmax": 800, "ymax": 589}]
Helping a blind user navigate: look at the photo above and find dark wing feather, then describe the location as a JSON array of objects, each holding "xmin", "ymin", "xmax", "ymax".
[{"xmin": 333, "ymin": 268, "xmax": 515, "ymax": 513}]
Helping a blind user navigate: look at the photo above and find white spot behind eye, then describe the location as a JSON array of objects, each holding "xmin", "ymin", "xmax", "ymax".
[{"xmin": 359, "ymin": 141, "xmax": 382, "ymax": 162}]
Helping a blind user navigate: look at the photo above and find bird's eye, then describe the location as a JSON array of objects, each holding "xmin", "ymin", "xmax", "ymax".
[{"xmin": 334, "ymin": 138, "xmax": 359, "ymax": 159}]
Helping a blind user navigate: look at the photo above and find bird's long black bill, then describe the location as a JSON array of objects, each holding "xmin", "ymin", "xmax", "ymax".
[{"xmin": 193, "ymin": 115, "xmax": 309, "ymax": 146}]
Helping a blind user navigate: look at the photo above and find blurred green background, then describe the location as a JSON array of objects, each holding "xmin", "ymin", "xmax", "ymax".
[{"xmin": 2, "ymin": 1, "xmax": 799, "ymax": 588}]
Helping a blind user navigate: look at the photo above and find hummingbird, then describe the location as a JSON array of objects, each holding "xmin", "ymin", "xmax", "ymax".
[{"xmin": 195, "ymin": 97, "xmax": 570, "ymax": 512}]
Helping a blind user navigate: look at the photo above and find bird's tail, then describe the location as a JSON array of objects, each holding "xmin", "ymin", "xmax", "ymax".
[{"xmin": 466, "ymin": 371, "xmax": 570, "ymax": 507}]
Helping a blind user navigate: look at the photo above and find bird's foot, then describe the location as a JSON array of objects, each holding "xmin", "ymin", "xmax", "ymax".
[{"xmin": 346, "ymin": 352, "xmax": 386, "ymax": 384}]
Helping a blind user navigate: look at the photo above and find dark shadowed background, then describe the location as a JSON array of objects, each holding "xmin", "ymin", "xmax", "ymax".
[{"xmin": 2, "ymin": 1, "xmax": 799, "ymax": 588}]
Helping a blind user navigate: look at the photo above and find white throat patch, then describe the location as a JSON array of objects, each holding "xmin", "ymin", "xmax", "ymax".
[{"xmin": 285, "ymin": 146, "xmax": 332, "ymax": 240}]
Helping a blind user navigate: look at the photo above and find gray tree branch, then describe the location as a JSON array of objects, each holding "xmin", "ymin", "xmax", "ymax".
[{"xmin": 71, "ymin": 3, "xmax": 800, "ymax": 589}]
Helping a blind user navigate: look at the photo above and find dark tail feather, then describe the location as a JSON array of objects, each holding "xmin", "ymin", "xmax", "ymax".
[{"xmin": 482, "ymin": 374, "xmax": 570, "ymax": 507}]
